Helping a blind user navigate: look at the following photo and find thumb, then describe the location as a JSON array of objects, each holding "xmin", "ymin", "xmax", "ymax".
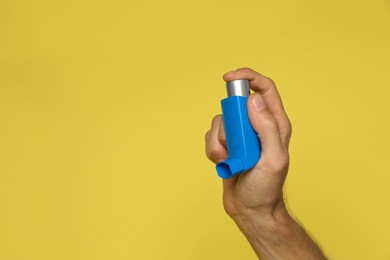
[{"xmin": 247, "ymin": 93, "xmax": 285, "ymax": 160}]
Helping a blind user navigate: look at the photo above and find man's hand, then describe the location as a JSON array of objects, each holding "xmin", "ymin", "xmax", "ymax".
[{"xmin": 205, "ymin": 68, "xmax": 326, "ymax": 259}]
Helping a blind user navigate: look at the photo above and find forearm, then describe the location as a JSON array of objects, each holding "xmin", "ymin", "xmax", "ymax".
[{"xmin": 232, "ymin": 204, "xmax": 326, "ymax": 260}]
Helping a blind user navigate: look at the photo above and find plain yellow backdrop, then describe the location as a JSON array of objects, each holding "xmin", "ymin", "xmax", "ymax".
[{"xmin": 1, "ymin": 0, "xmax": 390, "ymax": 259}]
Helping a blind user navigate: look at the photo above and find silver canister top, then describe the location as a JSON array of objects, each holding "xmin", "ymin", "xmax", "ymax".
[{"xmin": 226, "ymin": 79, "xmax": 250, "ymax": 97}]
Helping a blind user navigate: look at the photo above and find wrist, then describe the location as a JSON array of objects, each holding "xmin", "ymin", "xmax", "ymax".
[
  {"xmin": 232, "ymin": 202, "xmax": 326, "ymax": 259},
  {"xmin": 231, "ymin": 199, "xmax": 292, "ymax": 245}
]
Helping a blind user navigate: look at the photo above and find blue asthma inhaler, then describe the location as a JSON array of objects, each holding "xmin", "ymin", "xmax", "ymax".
[{"xmin": 216, "ymin": 79, "xmax": 261, "ymax": 179}]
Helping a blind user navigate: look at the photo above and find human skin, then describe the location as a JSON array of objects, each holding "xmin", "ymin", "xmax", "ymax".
[{"xmin": 205, "ymin": 68, "xmax": 326, "ymax": 259}]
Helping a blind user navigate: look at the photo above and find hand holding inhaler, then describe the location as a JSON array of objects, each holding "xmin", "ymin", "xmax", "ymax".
[
  {"xmin": 205, "ymin": 68, "xmax": 326, "ymax": 259},
  {"xmin": 206, "ymin": 68, "xmax": 291, "ymax": 218}
]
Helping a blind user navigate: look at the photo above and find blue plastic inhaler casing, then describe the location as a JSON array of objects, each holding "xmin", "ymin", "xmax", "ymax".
[{"xmin": 216, "ymin": 79, "xmax": 261, "ymax": 179}]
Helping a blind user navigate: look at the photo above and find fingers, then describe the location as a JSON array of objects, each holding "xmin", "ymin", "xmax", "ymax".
[
  {"xmin": 218, "ymin": 117, "xmax": 226, "ymax": 147},
  {"xmin": 205, "ymin": 115, "xmax": 227, "ymax": 164},
  {"xmin": 223, "ymin": 68, "xmax": 276, "ymax": 95},
  {"xmin": 223, "ymin": 68, "xmax": 292, "ymax": 149},
  {"xmin": 206, "ymin": 115, "xmax": 238, "ymax": 191},
  {"xmin": 248, "ymin": 93, "xmax": 289, "ymax": 170}
]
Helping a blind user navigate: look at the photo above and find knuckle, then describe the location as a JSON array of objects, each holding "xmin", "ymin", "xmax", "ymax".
[
  {"xmin": 205, "ymin": 150, "xmax": 213, "ymax": 162},
  {"xmin": 205, "ymin": 130, "xmax": 211, "ymax": 141},
  {"xmin": 286, "ymin": 120, "xmax": 292, "ymax": 137},
  {"xmin": 287, "ymin": 119, "xmax": 292, "ymax": 132},
  {"xmin": 205, "ymin": 146, "xmax": 214, "ymax": 162},
  {"xmin": 280, "ymin": 119, "xmax": 292, "ymax": 147},
  {"xmin": 271, "ymin": 153, "xmax": 289, "ymax": 172},
  {"xmin": 264, "ymin": 76, "xmax": 276, "ymax": 86},
  {"xmin": 211, "ymin": 114, "xmax": 221, "ymax": 125},
  {"xmin": 205, "ymin": 132, "xmax": 213, "ymax": 161},
  {"xmin": 282, "ymin": 119, "xmax": 292, "ymax": 136}
]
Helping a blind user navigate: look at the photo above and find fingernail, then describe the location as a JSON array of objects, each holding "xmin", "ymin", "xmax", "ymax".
[{"xmin": 252, "ymin": 94, "xmax": 265, "ymax": 112}]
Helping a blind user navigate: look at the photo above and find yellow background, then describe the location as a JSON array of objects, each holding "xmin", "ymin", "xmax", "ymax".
[{"xmin": 1, "ymin": 0, "xmax": 389, "ymax": 259}]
